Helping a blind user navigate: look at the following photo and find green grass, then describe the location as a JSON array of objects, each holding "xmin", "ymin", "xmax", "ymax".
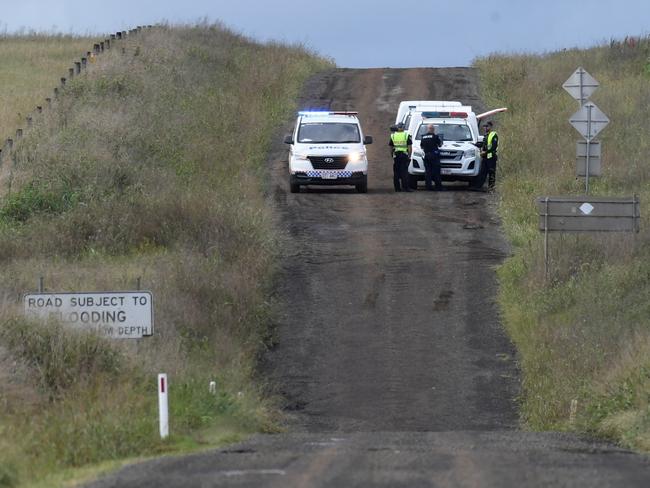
[
  {"xmin": 0, "ymin": 24, "xmax": 332, "ymax": 486},
  {"xmin": 0, "ymin": 33, "xmax": 94, "ymax": 143},
  {"xmin": 476, "ymin": 37, "xmax": 650, "ymax": 450}
]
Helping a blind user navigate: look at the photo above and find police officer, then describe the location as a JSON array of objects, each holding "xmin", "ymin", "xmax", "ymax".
[
  {"xmin": 389, "ymin": 123, "xmax": 413, "ymax": 192},
  {"xmin": 476, "ymin": 121, "xmax": 499, "ymax": 191},
  {"xmin": 420, "ymin": 124, "xmax": 444, "ymax": 191}
]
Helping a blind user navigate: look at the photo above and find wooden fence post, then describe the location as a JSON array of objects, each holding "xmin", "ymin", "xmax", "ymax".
[{"xmin": 75, "ymin": 61, "xmax": 81, "ymax": 74}]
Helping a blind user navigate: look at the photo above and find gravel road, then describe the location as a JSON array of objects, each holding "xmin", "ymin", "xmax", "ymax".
[{"xmin": 88, "ymin": 68, "xmax": 650, "ymax": 487}]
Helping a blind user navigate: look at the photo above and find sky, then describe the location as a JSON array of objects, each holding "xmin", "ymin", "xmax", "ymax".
[{"xmin": 1, "ymin": 0, "xmax": 649, "ymax": 68}]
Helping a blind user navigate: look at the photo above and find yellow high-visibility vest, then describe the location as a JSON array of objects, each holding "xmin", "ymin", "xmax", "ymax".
[
  {"xmin": 391, "ymin": 131, "xmax": 409, "ymax": 153},
  {"xmin": 486, "ymin": 131, "xmax": 498, "ymax": 159}
]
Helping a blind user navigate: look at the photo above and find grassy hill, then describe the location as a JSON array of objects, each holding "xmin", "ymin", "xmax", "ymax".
[
  {"xmin": 0, "ymin": 34, "xmax": 95, "ymax": 142},
  {"xmin": 476, "ymin": 37, "xmax": 650, "ymax": 450},
  {"xmin": 0, "ymin": 25, "xmax": 331, "ymax": 487}
]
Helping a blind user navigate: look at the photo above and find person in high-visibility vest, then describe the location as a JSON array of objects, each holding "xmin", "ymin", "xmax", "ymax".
[
  {"xmin": 389, "ymin": 123, "xmax": 413, "ymax": 192},
  {"xmin": 474, "ymin": 121, "xmax": 499, "ymax": 191}
]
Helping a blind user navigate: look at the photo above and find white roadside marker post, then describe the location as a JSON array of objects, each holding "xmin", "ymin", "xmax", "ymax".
[{"xmin": 158, "ymin": 374, "xmax": 169, "ymax": 439}]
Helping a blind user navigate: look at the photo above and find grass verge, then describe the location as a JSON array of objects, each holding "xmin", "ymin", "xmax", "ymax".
[
  {"xmin": 0, "ymin": 23, "xmax": 331, "ymax": 486},
  {"xmin": 476, "ymin": 37, "xmax": 650, "ymax": 450}
]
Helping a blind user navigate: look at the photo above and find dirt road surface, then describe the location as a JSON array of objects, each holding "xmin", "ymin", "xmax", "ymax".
[{"xmin": 89, "ymin": 69, "xmax": 650, "ymax": 487}]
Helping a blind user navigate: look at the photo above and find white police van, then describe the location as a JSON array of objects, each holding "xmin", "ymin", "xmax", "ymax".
[{"xmin": 284, "ymin": 111, "xmax": 373, "ymax": 193}]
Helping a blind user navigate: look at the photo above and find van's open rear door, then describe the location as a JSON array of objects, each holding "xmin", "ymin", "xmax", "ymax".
[{"xmin": 477, "ymin": 107, "xmax": 508, "ymax": 120}]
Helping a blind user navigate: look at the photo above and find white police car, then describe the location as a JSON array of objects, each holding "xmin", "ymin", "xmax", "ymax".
[
  {"xmin": 284, "ymin": 111, "xmax": 373, "ymax": 193},
  {"xmin": 407, "ymin": 109, "xmax": 482, "ymax": 188}
]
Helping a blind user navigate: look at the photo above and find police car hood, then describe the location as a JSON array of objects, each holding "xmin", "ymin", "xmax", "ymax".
[
  {"xmin": 413, "ymin": 140, "xmax": 475, "ymax": 152},
  {"xmin": 295, "ymin": 143, "xmax": 362, "ymax": 155},
  {"xmin": 440, "ymin": 141, "xmax": 475, "ymax": 151}
]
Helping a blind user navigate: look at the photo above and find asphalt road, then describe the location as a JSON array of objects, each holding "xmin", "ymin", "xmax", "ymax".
[{"xmin": 88, "ymin": 68, "xmax": 650, "ymax": 487}]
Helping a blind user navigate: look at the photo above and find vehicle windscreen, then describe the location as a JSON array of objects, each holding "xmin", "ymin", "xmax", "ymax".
[
  {"xmin": 297, "ymin": 123, "xmax": 361, "ymax": 143},
  {"xmin": 415, "ymin": 123, "xmax": 473, "ymax": 142}
]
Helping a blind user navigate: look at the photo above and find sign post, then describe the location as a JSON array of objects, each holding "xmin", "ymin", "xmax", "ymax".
[
  {"xmin": 563, "ymin": 67, "xmax": 609, "ymax": 194},
  {"xmin": 158, "ymin": 373, "xmax": 169, "ymax": 439},
  {"xmin": 569, "ymin": 102, "xmax": 609, "ymax": 194}
]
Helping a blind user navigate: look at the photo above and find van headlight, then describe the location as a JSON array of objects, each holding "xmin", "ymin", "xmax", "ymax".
[
  {"xmin": 414, "ymin": 151, "xmax": 424, "ymax": 158},
  {"xmin": 348, "ymin": 152, "xmax": 364, "ymax": 163},
  {"xmin": 464, "ymin": 148, "xmax": 477, "ymax": 158},
  {"xmin": 292, "ymin": 152, "xmax": 309, "ymax": 161}
]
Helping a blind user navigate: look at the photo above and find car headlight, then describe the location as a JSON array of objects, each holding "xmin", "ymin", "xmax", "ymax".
[
  {"xmin": 464, "ymin": 148, "xmax": 477, "ymax": 158},
  {"xmin": 414, "ymin": 151, "xmax": 424, "ymax": 158},
  {"xmin": 348, "ymin": 152, "xmax": 364, "ymax": 163},
  {"xmin": 292, "ymin": 152, "xmax": 309, "ymax": 161}
]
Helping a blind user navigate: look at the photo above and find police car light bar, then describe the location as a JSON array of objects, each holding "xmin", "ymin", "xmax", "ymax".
[
  {"xmin": 298, "ymin": 111, "xmax": 358, "ymax": 116},
  {"xmin": 422, "ymin": 111, "xmax": 468, "ymax": 119}
]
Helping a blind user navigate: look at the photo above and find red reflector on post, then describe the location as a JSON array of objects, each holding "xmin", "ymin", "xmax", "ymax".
[{"xmin": 160, "ymin": 376, "xmax": 166, "ymax": 393}]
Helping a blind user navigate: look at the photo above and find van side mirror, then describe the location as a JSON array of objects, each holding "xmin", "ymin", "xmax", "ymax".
[
  {"xmin": 283, "ymin": 135, "xmax": 294, "ymax": 145},
  {"xmin": 363, "ymin": 135, "xmax": 373, "ymax": 145}
]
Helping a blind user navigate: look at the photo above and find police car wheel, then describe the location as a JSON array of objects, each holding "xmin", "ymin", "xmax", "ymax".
[
  {"xmin": 355, "ymin": 182, "xmax": 368, "ymax": 193},
  {"xmin": 290, "ymin": 182, "xmax": 300, "ymax": 193}
]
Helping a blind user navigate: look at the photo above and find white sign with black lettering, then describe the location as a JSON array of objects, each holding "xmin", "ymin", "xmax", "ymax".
[{"xmin": 24, "ymin": 292, "xmax": 153, "ymax": 339}]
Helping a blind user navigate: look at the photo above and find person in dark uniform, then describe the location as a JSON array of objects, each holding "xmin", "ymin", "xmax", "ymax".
[
  {"xmin": 389, "ymin": 123, "xmax": 413, "ymax": 192},
  {"xmin": 473, "ymin": 121, "xmax": 499, "ymax": 191},
  {"xmin": 420, "ymin": 124, "xmax": 444, "ymax": 191}
]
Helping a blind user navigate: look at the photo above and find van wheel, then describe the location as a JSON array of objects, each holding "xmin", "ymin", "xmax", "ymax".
[{"xmin": 290, "ymin": 182, "xmax": 300, "ymax": 193}]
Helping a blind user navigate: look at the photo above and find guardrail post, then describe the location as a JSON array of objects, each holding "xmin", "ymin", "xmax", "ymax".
[
  {"xmin": 81, "ymin": 58, "xmax": 87, "ymax": 69},
  {"xmin": 74, "ymin": 61, "xmax": 81, "ymax": 74}
]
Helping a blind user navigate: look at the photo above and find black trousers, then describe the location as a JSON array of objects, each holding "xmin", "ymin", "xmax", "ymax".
[
  {"xmin": 474, "ymin": 156, "xmax": 497, "ymax": 189},
  {"xmin": 424, "ymin": 154, "xmax": 442, "ymax": 190},
  {"xmin": 393, "ymin": 152, "xmax": 410, "ymax": 191}
]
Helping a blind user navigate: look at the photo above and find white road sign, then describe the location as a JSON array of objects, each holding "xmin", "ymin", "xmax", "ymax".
[
  {"xmin": 576, "ymin": 140, "xmax": 602, "ymax": 177},
  {"xmin": 570, "ymin": 102, "xmax": 609, "ymax": 141},
  {"xmin": 563, "ymin": 67, "xmax": 599, "ymax": 103},
  {"xmin": 24, "ymin": 291, "xmax": 154, "ymax": 339}
]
